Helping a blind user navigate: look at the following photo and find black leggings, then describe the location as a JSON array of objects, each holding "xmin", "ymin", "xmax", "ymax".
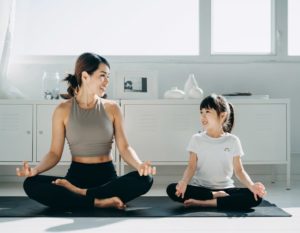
[
  {"xmin": 166, "ymin": 183, "xmax": 262, "ymax": 210},
  {"xmin": 23, "ymin": 161, "xmax": 153, "ymax": 209}
]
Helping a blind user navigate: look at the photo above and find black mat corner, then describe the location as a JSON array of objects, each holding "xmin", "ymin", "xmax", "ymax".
[{"xmin": 0, "ymin": 196, "xmax": 291, "ymax": 217}]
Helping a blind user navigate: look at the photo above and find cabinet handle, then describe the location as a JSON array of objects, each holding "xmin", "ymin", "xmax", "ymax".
[
  {"xmin": 26, "ymin": 130, "xmax": 31, "ymax": 134},
  {"xmin": 39, "ymin": 130, "xmax": 43, "ymax": 134}
]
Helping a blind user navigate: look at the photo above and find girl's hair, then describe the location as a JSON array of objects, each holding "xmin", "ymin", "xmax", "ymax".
[
  {"xmin": 200, "ymin": 94, "xmax": 234, "ymax": 133},
  {"xmin": 64, "ymin": 52, "xmax": 110, "ymax": 97}
]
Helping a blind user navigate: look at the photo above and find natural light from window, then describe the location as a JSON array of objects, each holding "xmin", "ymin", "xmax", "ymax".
[
  {"xmin": 288, "ymin": 0, "xmax": 300, "ymax": 56},
  {"xmin": 211, "ymin": 0, "xmax": 272, "ymax": 54},
  {"xmin": 12, "ymin": 0, "xmax": 199, "ymax": 56}
]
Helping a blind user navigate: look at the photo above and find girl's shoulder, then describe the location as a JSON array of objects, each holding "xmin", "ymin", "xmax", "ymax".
[
  {"xmin": 223, "ymin": 133, "xmax": 242, "ymax": 144},
  {"xmin": 190, "ymin": 131, "xmax": 207, "ymax": 141}
]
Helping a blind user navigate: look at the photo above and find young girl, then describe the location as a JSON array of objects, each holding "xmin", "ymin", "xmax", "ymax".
[{"xmin": 166, "ymin": 94, "xmax": 266, "ymax": 210}]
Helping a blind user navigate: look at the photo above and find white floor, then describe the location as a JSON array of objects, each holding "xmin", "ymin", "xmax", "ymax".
[{"xmin": 0, "ymin": 181, "xmax": 300, "ymax": 233}]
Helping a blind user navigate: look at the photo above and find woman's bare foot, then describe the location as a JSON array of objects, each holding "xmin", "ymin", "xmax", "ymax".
[
  {"xmin": 94, "ymin": 197, "xmax": 126, "ymax": 210},
  {"xmin": 212, "ymin": 191, "xmax": 229, "ymax": 198},
  {"xmin": 184, "ymin": 198, "xmax": 217, "ymax": 208},
  {"xmin": 52, "ymin": 179, "xmax": 87, "ymax": 196}
]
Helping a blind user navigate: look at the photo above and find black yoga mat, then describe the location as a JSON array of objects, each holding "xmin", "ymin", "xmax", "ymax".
[{"xmin": 0, "ymin": 196, "xmax": 291, "ymax": 217}]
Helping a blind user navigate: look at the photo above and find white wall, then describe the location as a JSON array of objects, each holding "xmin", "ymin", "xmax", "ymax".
[{"xmin": 8, "ymin": 61, "xmax": 300, "ymax": 154}]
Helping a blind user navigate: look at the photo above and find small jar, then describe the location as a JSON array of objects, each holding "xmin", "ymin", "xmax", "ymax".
[{"xmin": 42, "ymin": 72, "xmax": 60, "ymax": 99}]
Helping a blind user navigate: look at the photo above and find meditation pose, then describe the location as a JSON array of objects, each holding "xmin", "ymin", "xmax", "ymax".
[
  {"xmin": 17, "ymin": 52, "xmax": 155, "ymax": 210},
  {"xmin": 167, "ymin": 94, "xmax": 266, "ymax": 210}
]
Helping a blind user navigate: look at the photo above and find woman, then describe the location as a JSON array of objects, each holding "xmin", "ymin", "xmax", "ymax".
[{"xmin": 16, "ymin": 52, "xmax": 155, "ymax": 210}]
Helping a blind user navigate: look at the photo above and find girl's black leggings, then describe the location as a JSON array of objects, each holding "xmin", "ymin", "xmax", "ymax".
[
  {"xmin": 23, "ymin": 161, "xmax": 153, "ymax": 209},
  {"xmin": 166, "ymin": 183, "xmax": 262, "ymax": 210}
]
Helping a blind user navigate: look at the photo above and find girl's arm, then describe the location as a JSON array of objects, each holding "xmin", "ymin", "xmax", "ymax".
[
  {"xmin": 233, "ymin": 156, "xmax": 266, "ymax": 200},
  {"xmin": 17, "ymin": 104, "xmax": 66, "ymax": 176},
  {"xmin": 113, "ymin": 103, "xmax": 155, "ymax": 176},
  {"xmin": 176, "ymin": 152, "xmax": 197, "ymax": 198}
]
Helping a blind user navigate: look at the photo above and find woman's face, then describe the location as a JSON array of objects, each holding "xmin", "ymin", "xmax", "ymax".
[{"xmin": 87, "ymin": 63, "xmax": 110, "ymax": 97}]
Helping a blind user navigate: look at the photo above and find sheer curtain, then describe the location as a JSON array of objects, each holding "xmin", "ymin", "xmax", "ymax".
[{"xmin": 0, "ymin": 0, "xmax": 25, "ymax": 98}]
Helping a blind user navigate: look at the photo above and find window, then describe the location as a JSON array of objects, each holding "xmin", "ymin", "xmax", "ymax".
[
  {"xmin": 13, "ymin": 0, "xmax": 199, "ymax": 56},
  {"xmin": 211, "ymin": 0, "xmax": 272, "ymax": 54},
  {"xmin": 288, "ymin": 0, "xmax": 300, "ymax": 56}
]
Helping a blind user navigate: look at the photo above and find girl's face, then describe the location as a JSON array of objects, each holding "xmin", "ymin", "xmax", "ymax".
[
  {"xmin": 85, "ymin": 63, "xmax": 110, "ymax": 97},
  {"xmin": 200, "ymin": 108, "xmax": 226, "ymax": 132}
]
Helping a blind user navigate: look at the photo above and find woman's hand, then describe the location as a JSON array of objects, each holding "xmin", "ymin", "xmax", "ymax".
[
  {"xmin": 16, "ymin": 161, "xmax": 38, "ymax": 177},
  {"xmin": 175, "ymin": 180, "xmax": 187, "ymax": 199},
  {"xmin": 250, "ymin": 182, "xmax": 267, "ymax": 200},
  {"xmin": 138, "ymin": 161, "xmax": 156, "ymax": 176}
]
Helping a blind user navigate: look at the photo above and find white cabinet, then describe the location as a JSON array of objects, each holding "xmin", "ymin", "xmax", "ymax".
[
  {"xmin": 121, "ymin": 99, "xmax": 290, "ymax": 188},
  {"xmin": 123, "ymin": 103, "xmax": 200, "ymax": 162},
  {"xmin": 36, "ymin": 104, "xmax": 71, "ymax": 162},
  {"xmin": 232, "ymin": 103, "xmax": 287, "ymax": 163},
  {"xmin": 0, "ymin": 105, "xmax": 33, "ymax": 162}
]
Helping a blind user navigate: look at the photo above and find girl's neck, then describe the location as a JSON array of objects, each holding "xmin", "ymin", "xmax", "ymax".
[{"xmin": 205, "ymin": 129, "xmax": 225, "ymax": 138}]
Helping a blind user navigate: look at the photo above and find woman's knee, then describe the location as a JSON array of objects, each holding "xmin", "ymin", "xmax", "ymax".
[
  {"xmin": 141, "ymin": 174, "xmax": 154, "ymax": 193},
  {"xmin": 130, "ymin": 171, "xmax": 154, "ymax": 193},
  {"xmin": 23, "ymin": 176, "xmax": 36, "ymax": 197}
]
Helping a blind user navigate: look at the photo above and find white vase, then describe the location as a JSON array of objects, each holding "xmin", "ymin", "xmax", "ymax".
[
  {"xmin": 188, "ymin": 86, "xmax": 203, "ymax": 99},
  {"xmin": 183, "ymin": 73, "xmax": 204, "ymax": 99},
  {"xmin": 164, "ymin": 87, "xmax": 185, "ymax": 99}
]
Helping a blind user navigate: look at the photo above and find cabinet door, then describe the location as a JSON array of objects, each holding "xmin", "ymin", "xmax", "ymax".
[
  {"xmin": 0, "ymin": 105, "xmax": 33, "ymax": 162},
  {"xmin": 36, "ymin": 105, "xmax": 71, "ymax": 162},
  {"xmin": 124, "ymin": 104, "xmax": 200, "ymax": 162},
  {"xmin": 232, "ymin": 104, "xmax": 287, "ymax": 163}
]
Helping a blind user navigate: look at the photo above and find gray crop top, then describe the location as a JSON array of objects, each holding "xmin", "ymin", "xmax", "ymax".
[{"xmin": 66, "ymin": 97, "xmax": 114, "ymax": 157}]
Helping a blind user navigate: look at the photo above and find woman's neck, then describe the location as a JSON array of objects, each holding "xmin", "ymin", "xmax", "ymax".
[{"xmin": 75, "ymin": 91, "xmax": 98, "ymax": 108}]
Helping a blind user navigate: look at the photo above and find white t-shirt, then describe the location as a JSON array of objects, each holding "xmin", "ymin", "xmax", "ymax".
[{"xmin": 187, "ymin": 132, "xmax": 244, "ymax": 189}]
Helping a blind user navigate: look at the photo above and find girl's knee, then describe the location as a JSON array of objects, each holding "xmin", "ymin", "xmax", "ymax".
[{"xmin": 166, "ymin": 183, "xmax": 177, "ymax": 197}]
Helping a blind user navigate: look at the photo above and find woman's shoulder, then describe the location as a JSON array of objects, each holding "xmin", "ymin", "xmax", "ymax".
[
  {"xmin": 53, "ymin": 99, "xmax": 72, "ymax": 117},
  {"xmin": 56, "ymin": 99, "xmax": 72, "ymax": 110},
  {"xmin": 101, "ymin": 98, "xmax": 122, "ymax": 119},
  {"xmin": 101, "ymin": 98, "xmax": 119, "ymax": 107}
]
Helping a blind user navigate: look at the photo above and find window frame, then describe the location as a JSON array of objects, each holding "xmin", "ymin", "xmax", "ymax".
[{"xmin": 11, "ymin": 0, "xmax": 300, "ymax": 64}]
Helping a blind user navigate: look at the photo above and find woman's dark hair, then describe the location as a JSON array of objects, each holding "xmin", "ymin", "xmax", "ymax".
[
  {"xmin": 200, "ymin": 94, "xmax": 234, "ymax": 133},
  {"xmin": 64, "ymin": 52, "xmax": 110, "ymax": 97}
]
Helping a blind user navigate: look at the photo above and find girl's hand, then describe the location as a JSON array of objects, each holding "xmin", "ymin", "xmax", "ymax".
[
  {"xmin": 250, "ymin": 182, "xmax": 267, "ymax": 200},
  {"xmin": 138, "ymin": 161, "xmax": 156, "ymax": 176},
  {"xmin": 16, "ymin": 161, "xmax": 38, "ymax": 177},
  {"xmin": 175, "ymin": 180, "xmax": 187, "ymax": 199}
]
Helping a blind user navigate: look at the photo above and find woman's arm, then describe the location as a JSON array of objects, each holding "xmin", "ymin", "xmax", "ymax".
[
  {"xmin": 176, "ymin": 152, "xmax": 197, "ymax": 198},
  {"xmin": 233, "ymin": 156, "xmax": 266, "ymax": 200},
  {"xmin": 16, "ymin": 104, "xmax": 66, "ymax": 177},
  {"xmin": 112, "ymin": 103, "xmax": 155, "ymax": 175}
]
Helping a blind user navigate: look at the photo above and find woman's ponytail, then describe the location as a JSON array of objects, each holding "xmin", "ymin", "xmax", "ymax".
[{"xmin": 63, "ymin": 74, "xmax": 78, "ymax": 97}]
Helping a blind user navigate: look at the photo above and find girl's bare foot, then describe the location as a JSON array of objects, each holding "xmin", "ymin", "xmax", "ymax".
[
  {"xmin": 94, "ymin": 197, "xmax": 126, "ymax": 209},
  {"xmin": 212, "ymin": 191, "xmax": 229, "ymax": 198},
  {"xmin": 184, "ymin": 198, "xmax": 217, "ymax": 208},
  {"xmin": 52, "ymin": 179, "xmax": 87, "ymax": 196}
]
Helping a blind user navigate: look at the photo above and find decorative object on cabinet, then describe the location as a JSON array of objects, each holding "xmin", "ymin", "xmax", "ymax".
[
  {"xmin": 42, "ymin": 72, "xmax": 60, "ymax": 100},
  {"xmin": 164, "ymin": 87, "xmax": 185, "ymax": 99},
  {"xmin": 114, "ymin": 70, "xmax": 158, "ymax": 99},
  {"xmin": 183, "ymin": 73, "xmax": 203, "ymax": 99}
]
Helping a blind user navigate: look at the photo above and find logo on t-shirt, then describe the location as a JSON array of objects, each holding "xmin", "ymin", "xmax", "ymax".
[{"xmin": 224, "ymin": 147, "xmax": 230, "ymax": 152}]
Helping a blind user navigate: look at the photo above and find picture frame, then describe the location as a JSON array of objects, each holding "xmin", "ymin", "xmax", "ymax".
[{"xmin": 114, "ymin": 70, "xmax": 158, "ymax": 99}]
